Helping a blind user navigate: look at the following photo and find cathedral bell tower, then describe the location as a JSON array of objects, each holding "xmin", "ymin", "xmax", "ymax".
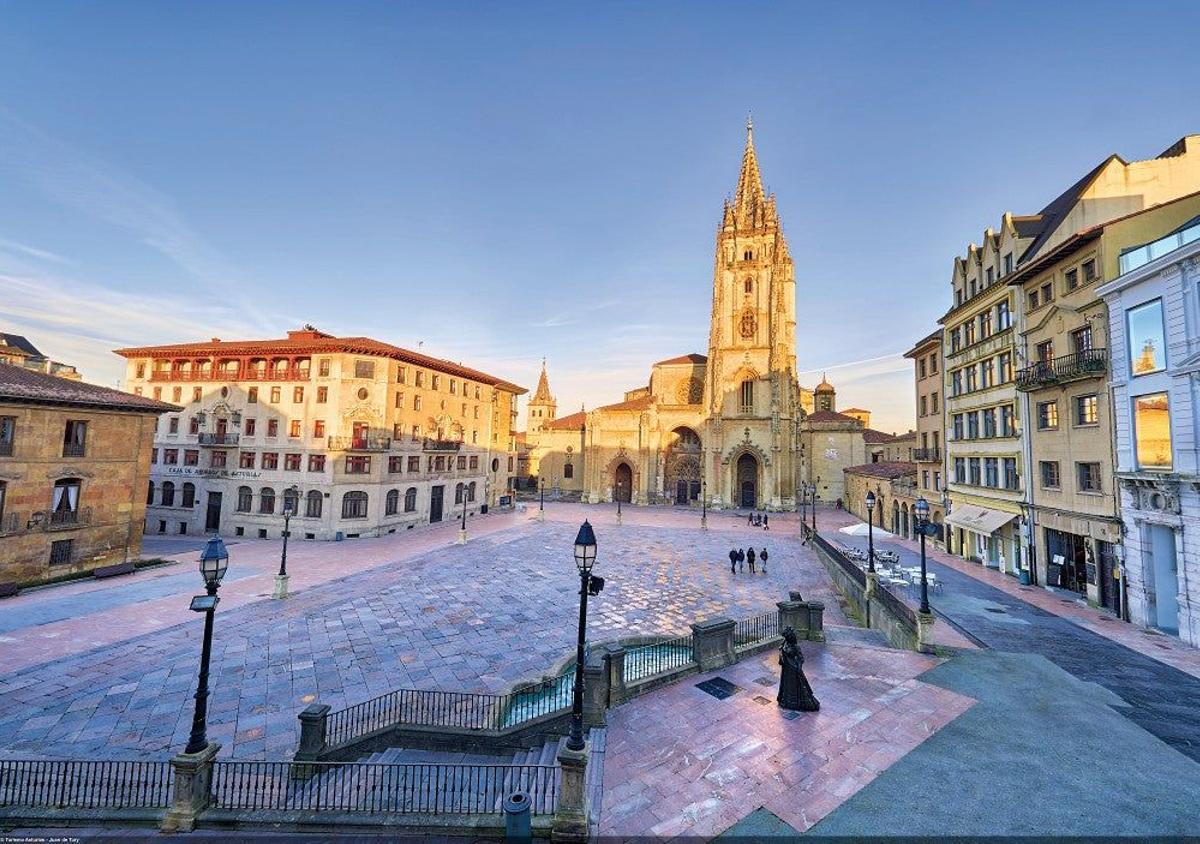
[
  {"xmin": 528, "ymin": 359, "xmax": 557, "ymax": 432},
  {"xmin": 703, "ymin": 119, "xmax": 799, "ymax": 510}
]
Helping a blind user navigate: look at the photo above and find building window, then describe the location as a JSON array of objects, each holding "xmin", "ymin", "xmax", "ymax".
[
  {"xmin": 1082, "ymin": 259, "xmax": 1096, "ymax": 283},
  {"xmin": 245, "ymin": 418, "xmax": 256, "ymax": 436},
  {"xmin": 918, "ymin": 358, "xmax": 927, "ymax": 379},
  {"xmin": 968, "ymin": 458, "xmax": 981, "ymax": 486},
  {"xmin": 922, "ymin": 470, "xmax": 929, "ymax": 489},
  {"xmin": 980, "ymin": 358, "xmax": 994, "ymax": 388},
  {"xmin": 919, "ymin": 396, "xmax": 927, "ymax": 416},
  {"xmin": 951, "ymin": 371, "xmax": 962, "ymax": 396},
  {"xmin": 1128, "ymin": 299, "xmax": 1166, "ymax": 375},
  {"xmin": 982, "ymin": 408, "xmax": 997, "ymax": 438},
  {"xmin": 282, "ymin": 486, "xmax": 299, "ymax": 515},
  {"xmin": 1028, "ymin": 289, "xmax": 1040, "ymax": 310},
  {"xmin": 404, "ymin": 487, "xmax": 417, "ymax": 512},
  {"xmin": 385, "ymin": 488, "xmax": 400, "ymax": 515},
  {"xmin": 210, "ymin": 450, "xmax": 227, "ymax": 468},
  {"xmin": 931, "ymin": 392, "xmax": 939, "ymax": 413},
  {"xmin": 288, "ymin": 420, "xmax": 301, "ymax": 438},
  {"xmin": 984, "ymin": 457, "xmax": 999, "ymax": 487},
  {"xmin": 415, "ymin": 370, "xmax": 425, "ymax": 388},
  {"xmin": 407, "ymin": 456, "xmax": 420, "ymax": 473},
  {"xmin": 740, "ymin": 380, "xmax": 753, "ymax": 413},
  {"xmin": 1037, "ymin": 401, "xmax": 1058, "ymax": 430},
  {"xmin": 172, "ymin": 386, "xmax": 182, "ymax": 403},
  {"xmin": 193, "ymin": 387, "xmax": 202, "ymax": 403},
  {"xmin": 145, "ymin": 480, "xmax": 154, "ymax": 505},
  {"xmin": 564, "ymin": 462, "xmax": 574, "ymax": 479},
  {"xmin": 1040, "ymin": 461, "xmax": 1061, "ymax": 489},
  {"xmin": 169, "ymin": 417, "xmax": 180, "ymax": 434},
  {"xmin": 468, "ymin": 481, "xmax": 476, "ymax": 501},
  {"xmin": 259, "ymin": 487, "xmax": 275, "ymax": 514},
  {"xmin": 184, "ymin": 450, "xmax": 199, "ymax": 466},
  {"xmin": 265, "ymin": 419, "xmax": 277, "ymax": 437},
  {"xmin": 342, "ymin": 491, "xmax": 369, "ymax": 519},
  {"xmin": 964, "ymin": 320, "xmax": 976, "ymax": 345},
  {"xmin": 305, "ymin": 490, "xmax": 323, "ymax": 518},
  {"xmin": 237, "ymin": 486, "xmax": 253, "ymax": 512},
  {"xmin": 240, "ymin": 451, "xmax": 256, "ymax": 469},
  {"xmin": 950, "ymin": 328, "xmax": 961, "ymax": 352},
  {"xmin": 1075, "ymin": 394, "xmax": 1098, "ymax": 426},
  {"xmin": 1077, "ymin": 462, "xmax": 1102, "ymax": 493},
  {"xmin": 284, "ymin": 453, "xmax": 302, "ymax": 471},
  {"xmin": 455, "ymin": 482, "xmax": 465, "ymax": 504},
  {"xmin": 308, "ymin": 454, "xmax": 326, "ymax": 472},
  {"xmin": 248, "ymin": 387, "xmax": 258, "ymax": 403},
  {"xmin": 163, "ymin": 448, "xmax": 178, "ymax": 465},
  {"xmin": 389, "ymin": 456, "xmax": 403, "ymax": 473},
  {"xmin": 354, "ymin": 360, "xmax": 375, "ymax": 379},
  {"xmin": 996, "ymin": 300, "xmax": 1011, "ymax": 331},
  {"xmin": 161, "ymin": 480, "xmax": 176, "ymax": 507},
  {"xmin": 966, "ymin": 412, "xmax": 979, "ymax": 439},
  {"xmin": 313, "ymin": 420, "xmax": 325, "ymax": 438},
  {"xmin": 317, "ymin": 387, "xmax": 328, "ymax": 403},
  {"xmin": 744, "ymin": 278, "xmax": 753, "ymax": 293},
  {"xmin": 965, "ymin": 367, "xmax": 977, "ymax": 392},
  {"xmin": 1003, "ymin": 458, "xmax": 1019, "ymax": 490},
  {"xmin": 293, "ymin": 386, "xmax": 304, "ymax": 403},
  {"xmin": 952, "ymin": 414, "xmax": 963, "ymax": 440},
  {"xmin": 929, "ymin": 353, "xmax": 938, "ymax": 374},
  {"xmin": 1040, "ymin": 282, "xmax": 1053, "ymax": 304},
  {"xmin": 59, "ymin": 420, "xmax": 88, "ymax": 458},
  {"xmin": 986, "ymin": 267, "xmax": 994, "ymax": 286},
  {"xmin": 153, "ymin": 387, "xmax": 162, "ymax": 400},
  {"xmin": 346, "ymin": 456, "xmax": 371, "ymax": 474},
  {"xmin": 1003, "ymin": 253, "xmax": 1013, "ymax": 275},
  {"xmin": 997, "ymin": 352, "xmax": 1012, "ymax": 383},
  {"xmin": 1133, "ymin": 392, "xmax": 1172, "ymax": 470},
  {"xmin": 49, "ymin": 539, "xmax": 74, "ymax": 566},
  {"xmin": 317, "ymin": 358, "xmax": 331, "ymax": 377},
  {"xmin": 457, "ymin": 455, "xmax": 467, "ymax": 470},
  {"xmin": 1036, "ymin": 340, "xmax": 1054, "ymax": 365},
  {"xmin": 262, "ymin": 452, "xmax": 279, "ymax": 470},
  {"xmin": 954, "ymin": 458, "xmax": 965, "ymax": 484},
  {"xmin": 934, "ymin": 471, "xmax": 941, "ymax": 491},
  {"xmin": 267, "ymin": 386, "xmax": 279, "ymax": 403},
  {"xmin": 182, "ymin": 483, "xmax": 195, "ymax": 508},
  {"xmin": 978, "ymin": 309, "xmax": 992, "ymax": 339},
  {"xmin": 1065, "ymin": 268, "xmax": 1079, "ymax": 292},
  {"xmin": 1000, "ymin": 405, "xmax": 1014, "ymax": 437},
  {"xmin": 414, "ymin": 395, "xmax": 422, "ymax": 411},
  {"xmin": 1071, "ymin": 325, "xmax": 1094, "ymax": 354}
]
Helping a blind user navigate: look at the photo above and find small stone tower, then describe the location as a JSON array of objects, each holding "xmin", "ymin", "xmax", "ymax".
[
  {"xmin": 528, "ymin": 359, "xmax": 557, "ymax": 432},
  {"xmin": 814, "ymin": 374, "xmax": 836, "ymax": 412}
]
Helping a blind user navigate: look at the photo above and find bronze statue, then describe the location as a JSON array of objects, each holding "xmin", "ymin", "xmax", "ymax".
[{"xmin": 777, "ymin": 627, "xmax": 820, "ymax": 712}]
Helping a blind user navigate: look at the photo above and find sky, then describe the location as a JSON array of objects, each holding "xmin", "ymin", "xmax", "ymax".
[{"xmin": 2, "ymin": 1, "xmax": 1200, "ymax": 434}]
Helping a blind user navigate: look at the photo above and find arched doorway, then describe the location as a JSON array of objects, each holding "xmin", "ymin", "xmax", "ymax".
[
  {"xmin": 893, "ymin": 501, "xmax": 900, "ymax": 534},
  {"xmin": 736, "ymin": 453, "xmax": 758, "ymax": 508},
  {"xmin": 614, "ymin": 463, "xmax": 632, "ymax": 504},
  {"xmin": 665, "ymin": 427, "xmax": 702, "ymax": 505},
  {"xmin": 902, "ymin": 503, "xmax": 910, "ymax": 538}
]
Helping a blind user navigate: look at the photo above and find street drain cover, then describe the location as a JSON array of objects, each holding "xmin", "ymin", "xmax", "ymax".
[
  {"xmin": 754, "ymin": 676, "xmax": 775, "ymax": 687},
  {"xmin": 753, "ymin": 696, "xmax": 771, "ymax": 706},
  {"xmin": 984, "ymin": 607, "xmax": 1007, "ymax": 614},
  {"xmin": 781, "ymin": 710, "xmax": 801, "ymax": 720},
  {"xmin": 696, "ymin": 677, "xmax": 742, "ymax": 700}
]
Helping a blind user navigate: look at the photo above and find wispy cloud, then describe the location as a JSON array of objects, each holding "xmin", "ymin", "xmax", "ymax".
[{"xmin": 0, "ymin": 238, "xmax": 72, "ymax": 265}]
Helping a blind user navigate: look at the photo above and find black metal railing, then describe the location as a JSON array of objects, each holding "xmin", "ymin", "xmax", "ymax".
[
  {"xmin": 1015, "ymin": 348, "xmax": 1108, "ymax": 391},
  {"xmin": 211, "ymin": 761, "xmax": 558, "ymax": 815},
  {"xmin": 623, "ymin": 634, "xmax": 695, "ymax": 683},
  {"xmin": 874, "ymin": 577, "xmax": 918, "ymax": 627},
  {"xmin": 912, "ymin": 448, "xmax": 941, "ymax": 462},
  {"xmin": 46, "ymin": 507, "xmax": 92, "ymax": 530},
  {"xmin": 198, "ymin": 432, "xmax": 240, "ymax": 446},
  {"xmin": 327, "ymin": 436, "xmax": 392, "ymax": 452},
  {"xmin": 812, "ymin": 531, "xmax": 867, "ymax": 587},
  {"xmin": 422, "ymin": 438, "xmax": 462, "ymax": 452},
  {"xmin": 734, "ymin": 612, "xmax": 779, "ymax": 648},
  {"xmin": 62, "ymin": 442, "xmax": 86, "ymax": 458},
  {"xmin": 0, "ymin": 759, "xmax": 173, "ymax": 809}
]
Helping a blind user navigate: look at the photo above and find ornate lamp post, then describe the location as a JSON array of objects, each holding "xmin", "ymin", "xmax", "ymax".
[
  {"xmin": 810, "ymin": 478, "xmax": 819, "ymax": 538},
  {"xmin": 274, "ymin": 487, "xmax": 296, "ymax": 599},
  {"xmin": 865, "ymin": 490, "xmax": 876, "ymax": 573},
  {"xmin": 567, "ymin": 520, "xmax": 602, "ymax": 751},
  {"xmin": 185, "ymin": 536, "xmax": 229, "ymax": 754},
  {"xmin": 458, "ymin": 490, "xmax": 468, "ymax": 544},
  {"xmin": 615, "ymin": 480, "xmax": 623, "ymax": 525},
  {"xmin": 538, "ymin": 475, "xmax": 545, "ymax": 522},
  {"xmin": 800, "ymin": 481, "xmax": 808, "ymax": 531},
  {"xmin": 915, "ymin": 496, "xmax": 932, "ymax": 615},
  {"xmin": 700, "ymin": 478, "xmax": 708, "ymax": 530}
]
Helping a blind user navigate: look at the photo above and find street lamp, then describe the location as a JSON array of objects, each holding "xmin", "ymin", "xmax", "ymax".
[
  {"xmin": 615, "ymin": 480, "xmax": 623, "ymax": 525},
  {"xmin": 567, "ymin": 520, "xmax": 603, "ymax": 751},
  {"xmin": 458, "ymin": 489, "xmax": 468, "ymax": 545},
  {"xmin": 185, "ymin": 535, "xmax": 229, "ymax": 755},
  {"xmin": 865, "ymin": 490, "xmax": 876, "ymax": 573},
  {"xmin": 700, "ymin": 478, "xmax": 708, "ymax": 530},
  {"xmin": 810, "ymin": 478, "xmax": 820, "ymax": 538},
  {"xmin": 915, "ymin": 496, "xmax": 931, "ymax": 615},
  {"xmin": 538, "ymin": 476, "xmax": 545, "ymax": 522}
]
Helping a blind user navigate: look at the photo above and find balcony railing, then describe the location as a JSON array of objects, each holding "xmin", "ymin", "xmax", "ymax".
[
  {"xmin": 328, "ymin": 436, "xmax": 392, "ymax": 452},
  {"xmin": 198, "ymin": 432, "xmax": 240, "ymax": 446},
  {"xmin": 62, "ymin": 442, "xmax": 86, "ymax": 458},
  {"xmin": 912, "ymin": 448, "xmax": 941, "ymax": 462},
  {"xmin": 423, "ymin": 438, "xmax": 463, "ymax": 452},
  {"xmin": 1016, "ymin": 348, "xmax": 1108, "ymax": 392},
  {"xmin": 47, "ymin": 507, "xmax": 93, "ymax": 530},
  {"xmin": 148, "ymin": 367, "xmax": 310, "ymax": 382}
]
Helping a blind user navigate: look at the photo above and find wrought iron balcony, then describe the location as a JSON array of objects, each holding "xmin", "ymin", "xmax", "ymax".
[
  {"xmin": 328, "ymin": 436, "xmax": 392, "ymax": 452},
  {"xmin": 422, "ymin": 438, "xmax": 463, "ymax": 452},
  {"xmin": 46, "ymin": 507, "xmax": 93, "ymax": 530},
  {"xmin": 1015, "ymin": 348, "xmax": 1108, "ymax": 392},
  {"xmin": 912, "ymin": 448, "xmax": 941, "ymax": 462},
  {"xmin": 198, "ymin": 433, "xmax": 240, "ymax": 446},
  {"xmin": 62, "ymin": 442, "xmax": 86, "ymax": 458}
]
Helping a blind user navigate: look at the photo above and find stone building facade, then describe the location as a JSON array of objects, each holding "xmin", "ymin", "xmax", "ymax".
[
  {"xmin": 1098, "ymin": 213, "xmax": 1200, "ymax": 647},
  {"xmin": 905, "ymin": 330, "xmax": 945, "ymax": 501},
  {"xmin": 116, "ymin": 329, "xmax": 525, "ymax": 541},
  {"xmin": 0, "ymin": 363, "xmax": 175, "ymax": 586}
]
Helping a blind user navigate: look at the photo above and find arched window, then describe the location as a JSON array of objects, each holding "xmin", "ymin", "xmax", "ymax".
[
  {"xmin": 182, "ymin": 482, "xmax": 196, "ymax": 508},
  {"xmin": 305, "ymin": 489, "xmax": 323, "ymax": 518},
  {"xmin": 237, "ymin": 486, "xmax": 253, "ymax": 512},
  {"xmin": 744, "ymin": 278, "xmax": 753, "ymax": 293},
  {"xmin": 454, "ymin": 482, "xmax": 465, "ymax": 504},
  {"xmin": 404, "ymin": 487, "xmax": 417, "ymax": 512},
  {"xmin": 51, "ymin": 478, "xmax": 81, "ymax": 526},
  {"xmin": 740, "ymin": 380, "xmax": 754, "ymax": 412},
  {"xmin": 161, "ymin": 481, "xmax": 176, "ymax": 507},
  {"xmin": 0, "ymin": 479, "xmax": 7, "ymax": 523},
  {"xmin": 342, "ymin": 491, "xmax": 369, "ymax": 519},
  {"xmin": 282, "ymin": 487, "xmax": 299, "ymax": 516},
  {"xmin": 468, "ymin": 481, "xmax": 476, "ymax": 502},
  {"xmin": 146, "ymin": 481, "xmax": 155, "ymax": 506},
  {"xmin": 564, "ymin": 463, "xmax": 574, "ymax": 479},
  {"xmin": 743, "ymin": 249, "xmax": 753, "ymax": 261},
  {"xmin": 385, "ymin": 489, "xmax": 400, "ymax": 516},
  {"xmin": 259, "ymin": 487, "xmax": 275, "ymax": 514}
]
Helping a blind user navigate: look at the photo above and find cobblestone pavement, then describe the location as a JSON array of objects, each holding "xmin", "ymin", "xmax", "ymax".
[
  {"xmin": 821, "ymin": 507, "xmax": 1200, "ymax": 764},
  {"xmin": 0, "ymin": 504, "xmax": 841, "ymax": 760},
  {"xmin": 600, "ymin": 634, "xmax": 974, "ymax": 838}
]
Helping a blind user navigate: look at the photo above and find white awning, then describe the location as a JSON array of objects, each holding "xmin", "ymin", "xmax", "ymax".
[{"xmin": 945, "ymin": 504, "xmax": 1016, "ymax": 535}]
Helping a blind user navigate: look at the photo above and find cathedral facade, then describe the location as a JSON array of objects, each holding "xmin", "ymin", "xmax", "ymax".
[{"xmin": 528, "ymin": 123, "xmax": 823, "ymax": 510}]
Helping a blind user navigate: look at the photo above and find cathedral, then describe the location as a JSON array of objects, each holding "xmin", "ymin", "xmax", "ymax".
[{"xmin": 527, "ymin": 122, "xmax": 863, "ymax": 510}]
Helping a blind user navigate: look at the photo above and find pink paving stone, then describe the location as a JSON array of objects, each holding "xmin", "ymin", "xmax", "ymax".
[{"xmin": 599, "ymin": 643, "xmax": 975, "ymax": 838}]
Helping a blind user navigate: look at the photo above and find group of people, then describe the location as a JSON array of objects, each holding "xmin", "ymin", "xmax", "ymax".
[
  {"xmin": 729, "ymin": 545, "xmax": 769, "ymax": 574},
  {"xmin": 746, "ymin": 512, "xmax": 770, "ymax": 529}
]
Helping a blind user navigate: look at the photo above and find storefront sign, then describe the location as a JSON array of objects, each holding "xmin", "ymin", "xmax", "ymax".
[{"xmin": 162, "ymin": 466, "xmax": 263, "ymax": 480}]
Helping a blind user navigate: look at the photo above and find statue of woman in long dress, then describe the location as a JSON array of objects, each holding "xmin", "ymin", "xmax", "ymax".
[{"xmin": 777, "ymin": 626, "xmax": 820, "ymax": 711}]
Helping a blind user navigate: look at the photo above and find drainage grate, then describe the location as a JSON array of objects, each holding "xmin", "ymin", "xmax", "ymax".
[
  {"xmin": 753, "ymin": 676, "xmax": 775, "ymax": 687},
  {"xmin": 984, "ymin": 607, "xmax": 1007, "ymax": 614},
  {"xmin": 781, "ymin": 710, "xmax": 801, "ymax": 721},
  {"xmin": 695, "ymin": 677, "xmax": 742, "ymax": 700},
  {"xmin": 753, "ymin": 695, "xmax": 772, "ymax": 706}
]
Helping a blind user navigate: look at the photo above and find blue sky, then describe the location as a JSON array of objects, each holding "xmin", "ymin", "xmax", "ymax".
[{"xmin": 2, "ymin": 1, "xmax": 1199, "ymax": 433}]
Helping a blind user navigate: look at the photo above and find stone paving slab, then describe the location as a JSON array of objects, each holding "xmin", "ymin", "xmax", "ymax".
[
  {"xmin": 599, "ymin": 640, "xmax": 974, "ymax": 838},
  {"xmin": 0, "ymin": 504, "xmax": 840, "ymax": 760}
]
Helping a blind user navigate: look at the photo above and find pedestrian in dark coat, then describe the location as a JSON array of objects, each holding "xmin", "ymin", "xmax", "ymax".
[
  {"xmin": 747, "ymin": 512, "xmax": 754, "ymax": 526},
  {"xmin": 762, "ymin": 514, "xmax": 770, "ymax": 530},
  {"xmin": 746, "ymin": 546, "xmax": 757, "ymax": 573},
  {"xmin": 737, "ymin": 548, "xmax": 745, "ymax": 572},
  {"xmin": 729, "ymin": 548, "xmax": 738, "ymax": 575},
  {"xmin": 760, "ymin": 548, "xmax": 769, "ymax": 573}
]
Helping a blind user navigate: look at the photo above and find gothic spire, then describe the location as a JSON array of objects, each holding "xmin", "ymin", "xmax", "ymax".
[
  {"xmin": 734, "ymin": 115, "xmax": 766, "ymax": 222},
  {"xmin": 532, "ymin": 358, "xmax": 553, "ymax": 403}
]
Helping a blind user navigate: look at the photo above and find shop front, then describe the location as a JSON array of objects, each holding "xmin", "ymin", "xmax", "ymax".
[
  {"xmin": 946, "ymin": 503, "xmax": 1020, "ymax": 572},
  {"xmin": 1036, "ymin": 509, "xmax": 1123, "ymax": 614}
]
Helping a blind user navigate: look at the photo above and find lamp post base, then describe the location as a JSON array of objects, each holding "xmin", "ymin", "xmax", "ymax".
[
  {"xmin": 616, "ymin": 512, "xmax": 622, "ymax": 525},
  {"xmin": 537, "ymin": 510, "xmax": 545, "ymax": 522},
  {"xmin": 457, "ymin": 529, "xmax": 467, "ymax": 545},
  {"xmin": 272, "ymin": 574, "xmax": 289, "ymax": 600},
  {"xmin": 701, "ymin": 514, "xmax": 708, "ymax": 530}
]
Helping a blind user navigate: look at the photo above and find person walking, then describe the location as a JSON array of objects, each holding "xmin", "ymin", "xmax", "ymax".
[
  {"xmin": 762, "ymin": 514, "xmax": 770, "ymax": 530},
  {"xmin": 729, "ymin": 547, "xmax": 738, "ymax": 575},
  {"xmin": 747, "ymin": 546, "xmax": 757, "ymax": 573},
  {"xmin": 737, "ymin": 547, "xmax": 745, "ymax": 572},
  {"xmin": 760, "ymin": 547, "xmax": 768, "ymax": 574}
]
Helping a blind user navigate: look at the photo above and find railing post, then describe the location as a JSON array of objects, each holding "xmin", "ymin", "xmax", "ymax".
[
  {"xmin": 603, "ymin": 644, "xmax": 627, "ymax": 706},
  {"xmin": 552, "ymin": 741, "xmax": 589, "ymax": 843},
  {"xmin": 776, "ymin": 599, "xmax": 808, "ymax": 638},
  {"xmin": 690, "ymin": 616, "xmax": 736, "ymax": 672},
  {"xmin": 295, "ymin": 703, "xmax": 330, "ymax": 763},
  {"xmin": 805, "ymin": 601, "xmax": 826, "ymax": 641},
  {"xmin": 583, "ymin": 655, "xmax": 608, "ymax": 728},
  {"xmin": 160, "ymin": 741, "xmax": 220, "ymax": 833}
]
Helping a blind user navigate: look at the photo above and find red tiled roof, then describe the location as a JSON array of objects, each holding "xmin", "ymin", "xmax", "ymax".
[
  {"xmin": 0, "ymin": 363, "xmax": 179, "ymax": 413},
  {"xmin": 804, "ymin": 410, "xmax": 860, "ymax": 425},
  {"xmin": 114, "ymin": 331, "xmax": 527, "ymax": 394},
  {"xmin": 843, "ymin": 461, "xmax": 917, "ymax": 479},
  {"xmin": 596, "ymin": 395, "xmax": 654, "ymax": 412},
  {"xmin": 544, "ymin": 410, "xmax": 587, "ymax": 430},
  {"xmin": 654, "ymin": 353, "xmax": 707, "ymax": 366},
  {"xmin": 863, "ymin": 428, "xmax": 895, "ymax": 444}
]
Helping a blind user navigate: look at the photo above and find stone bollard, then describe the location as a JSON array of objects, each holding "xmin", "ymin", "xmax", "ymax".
[
  {"xmin": 776, "ymin": 600, "xmax": 808, "ymax": 637},
  {"xmin": 603, "ymin": 644, "xmax": 628, "ymax": 706},
  {"xmin": 916, "ymin": 610, "xmax": 936, "ymax": 654},
  {"xmin": 551, "ymin": 741, "xmax": 589, "ymax": 843},
  {"xmin": 805, "ymin": 601, "xmax": 826, "ymax": 641},
  {"xmin": 691, "ymin": 617, "xmax": 736, "ymax": 672},
  {"xmin": 583, "ymin": 659, "xmax": 608, "ymax": 727},
  {"xmin": 160, "ymin": 741, "xmax": 220, "ymax": 833},
  {"xmin": 295, "ymin": 703, "xmax": 330, "ymax": 762}
]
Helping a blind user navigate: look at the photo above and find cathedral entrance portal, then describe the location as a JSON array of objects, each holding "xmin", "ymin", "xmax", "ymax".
[
  {"xmin": 614, "ymin": 463, "xmax": 633, "ymax": 504},
  {"xmin": 737, "ymin": 453, "xmax": 758, "ymax": 508},
  {"xmin": 665, "ymin": 427, "xmax": 702, "ymax": 506}
]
